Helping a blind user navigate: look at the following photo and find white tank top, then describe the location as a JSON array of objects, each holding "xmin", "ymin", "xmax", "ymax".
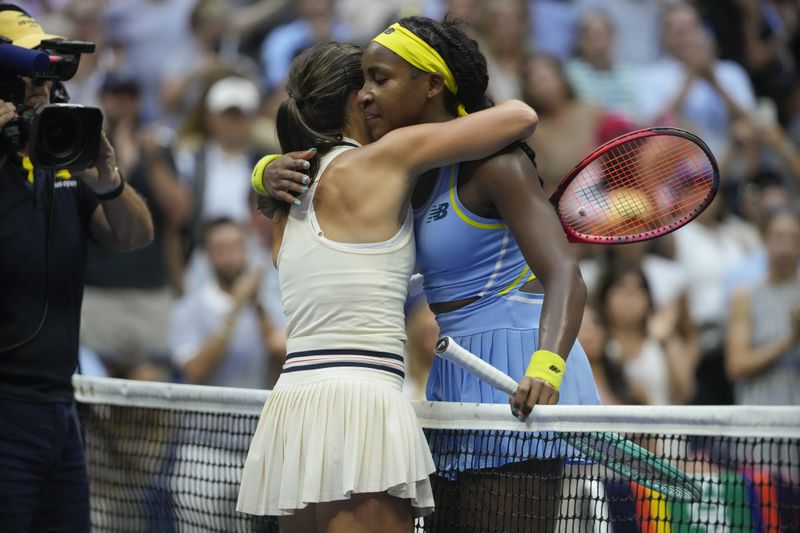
[{"xmin": 277, "ymin": 143, "xmax": 414, "ymax": 379}]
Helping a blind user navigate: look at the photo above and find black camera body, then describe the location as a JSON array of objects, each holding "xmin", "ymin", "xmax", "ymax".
[{"xmin": 0, "ymin": 38, "xmax": 103, "ymax": 170}]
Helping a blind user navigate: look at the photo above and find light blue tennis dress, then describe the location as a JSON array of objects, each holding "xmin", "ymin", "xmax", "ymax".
[{"xmin": 414, "ymin": 163, "xmax": 601, "ymax": 470}]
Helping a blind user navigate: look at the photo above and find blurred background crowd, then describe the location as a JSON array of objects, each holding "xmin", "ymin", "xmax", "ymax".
[{"xmin": 21, "ymin": 0, "xmax": 800, "ymax": 407}]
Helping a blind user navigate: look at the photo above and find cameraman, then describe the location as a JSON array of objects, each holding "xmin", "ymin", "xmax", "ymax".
[{"xmin": 0, "ymin": 5, "xmax": 154, "ymax": 531}]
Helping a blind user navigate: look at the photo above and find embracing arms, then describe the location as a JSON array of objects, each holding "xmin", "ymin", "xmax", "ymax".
[
  {"xmin": 254, "ymin": 100, "xmax": 537, "ymax": 207},
  {"xmin": 364, "ymin": 99, "xmax": 537, "ymax": 178},
  {"xmin": 292, "ymin": 100, "xmax": 538, "ymax": 242}
]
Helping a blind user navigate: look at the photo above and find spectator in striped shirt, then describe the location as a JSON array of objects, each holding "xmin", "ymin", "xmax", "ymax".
[{"xmin": 565, "ymin": 8, "xmax": 640, "ymax": 122}]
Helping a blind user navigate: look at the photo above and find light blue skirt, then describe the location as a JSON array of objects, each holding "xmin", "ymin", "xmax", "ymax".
[{"xmin": 425, "ymin": 290, "xmax": 601, "ymax": 471}]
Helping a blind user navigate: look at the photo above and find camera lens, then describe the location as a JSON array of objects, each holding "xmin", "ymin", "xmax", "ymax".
[
  {"xmin": 42, "ymin": 114, "xmax": 83, "ymax": 158},
  {"xmin": 29, "ymin": 104, "xmax": 103, "ymax": 170}
]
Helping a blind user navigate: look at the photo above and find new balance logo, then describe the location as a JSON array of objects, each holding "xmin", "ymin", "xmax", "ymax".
[{"xmin": 426, "ymin": 203, "xmax": 449, "ymax": 223}]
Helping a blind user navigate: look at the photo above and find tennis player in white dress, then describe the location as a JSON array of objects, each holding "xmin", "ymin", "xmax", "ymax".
[{"xmin": 236, "ymin": 41, "xmax": 538, "ymax": 532}]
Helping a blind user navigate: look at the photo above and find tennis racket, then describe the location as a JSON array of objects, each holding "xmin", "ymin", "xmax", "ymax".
[
  {"xmin": 434, "ymin": 336, "xmax": 703, "ymax": 501},
  {"xmin": 548, "ymin": 127, "xmax": 718, "ymax": 244}
]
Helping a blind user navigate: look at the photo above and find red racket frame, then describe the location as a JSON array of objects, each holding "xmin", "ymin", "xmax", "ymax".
[{"xmin": 548, "ymin": 127, "xmax": 719, "ymax": 244}]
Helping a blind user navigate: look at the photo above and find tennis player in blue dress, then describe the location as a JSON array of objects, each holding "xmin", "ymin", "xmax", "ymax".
[
  {"xmin": 363, "ymin": 21, "xmax": 601, "ymax": 531},
  {"xmin": 414, "ymin": 162, "xmax": 600, "ymax": 413}
]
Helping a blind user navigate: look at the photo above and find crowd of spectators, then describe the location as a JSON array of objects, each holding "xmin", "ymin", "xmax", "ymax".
[{"xmin": 27, "ymin": 0, "xmax": 800, "ymax": 406}]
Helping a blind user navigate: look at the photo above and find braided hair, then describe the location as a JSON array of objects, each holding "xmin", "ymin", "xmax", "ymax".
[
  {"xmin": 397, "ymin": 16, "xmax": 492, "ymax": 115},
  {"xmin": 397, "ymin": 16, "xmax": 539, "ymax": 172}
]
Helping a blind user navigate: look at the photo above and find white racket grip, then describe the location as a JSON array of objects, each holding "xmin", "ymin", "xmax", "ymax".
[
  {"xmin": 408, "ymin": 273, "xmax": 424, "ymax": 297},
  {"xmin": 435, "ymin": 336, "xmax": 519, "ymax": 396}
]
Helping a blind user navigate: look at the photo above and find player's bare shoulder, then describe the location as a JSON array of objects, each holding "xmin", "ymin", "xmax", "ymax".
[
  {"xmin": 469, "ymin": 143, "xmax": 541, "ymax": 191},
  {"xmin": 456, "ymin": 144, "xmax": 542, "ymax": 217}
]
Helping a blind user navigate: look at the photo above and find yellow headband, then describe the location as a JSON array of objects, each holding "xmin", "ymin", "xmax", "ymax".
[{"xmin": 372, "ymin": 23, "xmax": 467, "ymax": 117}]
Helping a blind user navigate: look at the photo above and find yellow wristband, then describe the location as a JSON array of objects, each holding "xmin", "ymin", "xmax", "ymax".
[
  {"xmin": 525, "ymin": 350, "xmax": 566, "ymax": 391},
  {"xmin": 251, "ymin": 154, "xmax": 282, "ymax": 196}
]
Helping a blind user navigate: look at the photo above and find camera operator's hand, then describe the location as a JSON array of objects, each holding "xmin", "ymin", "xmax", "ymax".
[
  {"xmin": 78, "ymin": 131, "xmax": 123, "ymax": 194},
  {"xmin": 0, "ymin": 100, "xmax": 18, "ymax": 130}
]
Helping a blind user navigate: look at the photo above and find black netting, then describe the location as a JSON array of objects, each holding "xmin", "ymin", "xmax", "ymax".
[
  {"xmin": 422, "ymin": 429, "xmax": 799, "ymax": 532},
  {"xmin": 76, "ymin": 399, "xmax": 800, "ymax": 533},
  {"xmin": 78, "ymin": 404, "xmax": 276, "ymax": 532}
]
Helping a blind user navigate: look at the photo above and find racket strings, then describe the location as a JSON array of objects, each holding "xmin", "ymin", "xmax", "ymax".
[
  {"xmin": 591, "ymin": 140, "xmax": 709, "ymax": 208},
  {"xmin": 596, "ymin": 136, "xmax": 707, "ymax": 189},
  {"xmin": 580, "ymin": 141, "xmax": 710, "ymax": 220},
  {"xmin": 558, "ymin": 134, "xmax": 716, "ymax": 241},
  {"xmin": 583, "ymin": 138, "xmax": 708, "ymax": 186}
]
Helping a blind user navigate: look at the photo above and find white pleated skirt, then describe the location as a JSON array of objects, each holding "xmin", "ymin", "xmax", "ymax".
[{"xmin": 236, "ymin": 367, "xmax": 436, "ymax": 517}]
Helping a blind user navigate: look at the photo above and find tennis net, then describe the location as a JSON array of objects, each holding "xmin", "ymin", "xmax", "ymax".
[{"xmin": 73, "ymin": 375, "xmax": 800, "ymax": 532}]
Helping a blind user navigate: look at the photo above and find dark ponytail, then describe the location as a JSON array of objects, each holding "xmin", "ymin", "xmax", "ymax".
[{"xmin": 259, "ymin": 41, "xmax": 363, "ymax": 219}]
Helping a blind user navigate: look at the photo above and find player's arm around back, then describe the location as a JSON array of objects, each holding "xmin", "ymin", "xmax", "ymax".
[
  {"xmin": 375, "ymin": 99, "xmax": 538, "ymax": 178},
  {"xmin": 319, "ymin": 100, "xmax": 537, "ymax": 241}
]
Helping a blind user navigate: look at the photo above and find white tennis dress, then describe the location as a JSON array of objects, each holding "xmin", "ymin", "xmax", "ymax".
[{"xmin": 237, "ymin": 143, "xmax": 435, "ymax": 517}]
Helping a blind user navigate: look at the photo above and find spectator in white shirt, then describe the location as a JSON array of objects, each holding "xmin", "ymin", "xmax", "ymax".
[
  {"xmin": 170, "ymin": 218, "xmax": 285, "ymax": 389},
  {"xmin": 726, "ymin": 209, "xmax": 800, "ymax": 405}
]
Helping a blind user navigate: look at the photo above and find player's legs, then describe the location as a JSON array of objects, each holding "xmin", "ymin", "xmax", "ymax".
[
  {"xmin": 426, "ymin": 459, "xmax": 562, "ymax": 533},
  {"xmin": 423, "ymin": 474, "xmax": 458, "ymax": 531},
  {"xmin": 495, "ymin": 458, "xmax": 563, "ymax": 532},
  {"xmin": 278, "ymin": 505, "xmax": 317, "ymax": 533},
  {"xmin": 279, "ymin": 493, "xmax": 414, "ymax": 533},
  {"xmin": 317, "ymin": 492, "xmax": 414, "ymax": 533}
]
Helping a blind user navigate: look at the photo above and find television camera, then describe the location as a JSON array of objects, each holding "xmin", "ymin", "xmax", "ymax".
[{"xmin": 0, "ymin": 37, "xmax": 102, "ymax": 170}]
